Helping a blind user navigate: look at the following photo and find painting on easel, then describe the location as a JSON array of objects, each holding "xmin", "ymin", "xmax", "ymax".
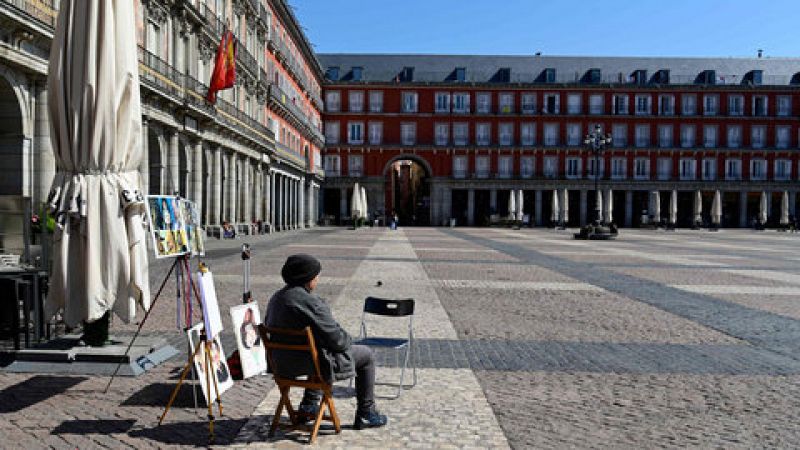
[
  {"xmin": 230, "ymin": 303, "xmax": 267, "ymax": 379},
  {"xmin": 146, "ymin": 196, "xmax": 205, "ymax": 258},
  {"xmin": 186, "ymin": 323, "xmax": 234, "ymax": 405}
]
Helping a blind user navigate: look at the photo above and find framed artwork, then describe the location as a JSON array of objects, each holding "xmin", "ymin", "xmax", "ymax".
[
  {"xmin": 230, "ymin": 303, "xmax": 267, "ymax": 379},
  {"xmin": 186, "ymin": 323, "xmax": 234, "ymax": 405},
  {"xmin": 146, "ymin": 196, "xmax": 204, "ymax": 258}
]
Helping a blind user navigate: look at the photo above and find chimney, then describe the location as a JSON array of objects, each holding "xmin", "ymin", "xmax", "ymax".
[{"xmin": 757, "ymin": 49, "xmax": 763, "ymax": 58}]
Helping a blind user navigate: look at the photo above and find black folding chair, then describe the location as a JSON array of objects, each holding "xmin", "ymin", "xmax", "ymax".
[{"xmin": 353, "ymin": 297, "xmax": 416, "ymax": 399}]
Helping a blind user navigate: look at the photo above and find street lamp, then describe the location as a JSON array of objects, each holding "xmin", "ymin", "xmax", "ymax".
[{"xmin": 584, "ymin": 124, "xmax": 612, "ymax": 225}]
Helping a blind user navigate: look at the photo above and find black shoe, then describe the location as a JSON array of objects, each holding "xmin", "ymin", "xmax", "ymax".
[
  {"xmin": 353, "ymin": 410, "xmax": 388, "ymax": 430},
  {"xmin": 294, "ymin": 403, "xmax": 319, "ymax": 425}
]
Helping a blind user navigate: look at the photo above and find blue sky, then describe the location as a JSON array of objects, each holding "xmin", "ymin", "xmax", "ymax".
[{"xmin": 289, "ymin": 0, "xmax": 799, "ymax": 58}]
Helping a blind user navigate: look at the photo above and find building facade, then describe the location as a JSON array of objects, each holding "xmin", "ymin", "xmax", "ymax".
[
  {"xmin": 0, "ymin": 0, "xmax": 324, "ymax": 236},
  {"xmin": 318, "ymin": 54, "xmax": 800, "ymax": 228}
]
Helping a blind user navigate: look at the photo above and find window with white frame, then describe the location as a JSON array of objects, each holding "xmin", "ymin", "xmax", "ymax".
[
  {"xmin": 521, "ymin": 93, "xmax": 536, "ymax": 114},
  {"xmin": 543, "ymin": 93, "xmax": 559, "ymax": 114},
  {"xmin": 682, "ymin": 94, "xmax": 697, "ymax": 115},
  {"xmin": 476, "ymin": 92, "xmax": 491, "ymax": 114},
  {"xmin": 453, "ymin": 122, "xmax": 468, "ymax": 145},
  {"xmin": 679, "ymin": 158, "xmax": 696, "ymax": 180},
  {"xmin": 348, "ymin": 154, "xmax": 363, "ymax": 176},
  {"xmin": 775, "ymin": 159, "xmax": 791, "ymax": 180},
  {"xmin": 658, "ymin": 95, "xmax": 674, "ymax": 115},
  {"xmin": 680, "ymin": 124, "xmax": 696, "ymax": 147},
  {"xmin": 324, "ymin": 154, "xmax": 340, "ymax": 176},
  {"xmin": 634, "ymin": 157, "xmax": 650, "ymax": 179},
  {"xmin": 612, "ymin": 124, "xmax": 627, "ymax": 147},
  {"xmin": 725, "ymin": 158, "xmax": 742, "ymax": 180},
  {"xmin": 727, "ymin": 125, "xmax": 742, "ymax": 148},
  {"xmin": 776, "ymin": 125, "xmax": 791, "ymax": 148},
  {"xmin": 347, "ymin": 122, "xmax": 364, "ymax": 144},
  {"xmin": 658, "ymin": 124, "xmax": 673, "ymax": 148},
  {"xmin": 703, "ymin": 94, "xmax": 719, "ymax": 115},
  {"xmin": 348, "ymin": 90, "xmax": 364, "ymax": 112},
  {"xmin": 751, "ymin": 125, "xmax": 766, "ymax": 148},
  {"xmin": 499, "ymin": 92, "xmax": 514, "ymax": 114},
  {"xmin": 612, "ymin": 94, "xmax": 629, "ymax": 115},
  {"xmin": 657, "ymin": 157, "xmax": 672, "ymax": 180},
  {"xmin": 435, "ymin": 123, "xmax": 449, "ymax": 146},
  {"xmin": 521, "ymin": 123, "xmax": 536, "ymax": 146},
  {"xmin": 475, "ymin": 155, "xmax": 490, "ymax": 178},
  {"xmin": 566, "ymin": 157, "xmax": 581, "ymax": 179},
  {"xmin": 325, "ymin": 121, "xmax": 340, "ymax": 144},
  {"xmin": 752, "ymin": 95, "xmax": 768, "ymax": 116},
  {"xmin": 520, "ymin": 156, "xmax": 535, "ymax": 178},
  {"xmin": 750, "ymin": 158, "xmax": 766, "ymax": 180},
  {"xmin": 703, "ymin": 125, "xmax": 718, "ymax": 148},
  {"xmin": 702, "ymin": 158, "xmax": 716, "ymax": 180},
  {"xmin": 400, "ymin": 122, "xmax": 416, "ymax": 145},
  {"xmin": 567, "ymin": 93, "xmax": 582, "ymax": 114},
  {"xmin": 435, "ymin": 92, "xmax": 451, "ymax": 113},
  {"xmin": 777, "ymin": 96, "xmax": 791, "ymax": 116},
  {"xmin": 499, "ymin": 123, "xmax": 514, "ymax": 146},
  {"xmin": 635, "ymin": 94, "xmax": 651, "ymax": 115},
  {"xmin": 369, "ymin": 90, "xmax": 383, "ymax": 112},
  {"xmin": 452, "ymin": 155, "xmax": 468, "ymax": 178},
  {"xmin": 566, "ymin": 123, "xmax": 582, "ymax": 146},
  {"xmin": 453, "ymin": 92, "xmax": 470, "ymax": 113},
  {"xmin": 587, "ymin": 157, "xmax": 604, "ymax": 179},
  {"xmin": 498, "ymin": 155, "xmax": 513, "ymax": 178},
  {"xmin": 635, "ymin": 124, "xmax": 650, "ymax": 147},
  {"xmin": 611, "ymin": 157, "xmax": 627, "ymax": 179},
  {"xmin": 476, "ymin": 123, "xmax": 491, "ymax": 146},
  {"xmin": 401, "ymin": 91, "xmax": 418, "ymax": 112},
  {"xmin": 543, "ymin": 156, "xmax": 558, "ymax": 178},
  {"xmin": 368, "ymin": 121, "xmax": 382, "ymax": 145},
  {"xmin": 589, "ymin": 94, "xmax": 604, "ymax": 115},
  {"xmin": 326, "ymin": 91, "xmax": 341, "ymax": 112},
  {"xmin": 544, "ymin": 123, "xmax": 559, "ymax": 146},
  {"xmin": 728, "ymin": 95, "xmax": 743, "ymax": 116}
]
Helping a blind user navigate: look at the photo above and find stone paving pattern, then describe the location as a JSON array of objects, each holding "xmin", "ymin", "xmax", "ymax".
[{"xmin": 2, "ymin": 227, "xmax": 800, "ymax": 448}]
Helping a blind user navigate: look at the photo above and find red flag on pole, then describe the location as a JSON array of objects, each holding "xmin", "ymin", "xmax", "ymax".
[{"xmin": 206, "ymin": 30, "xmax": 237, "ymax": 104}]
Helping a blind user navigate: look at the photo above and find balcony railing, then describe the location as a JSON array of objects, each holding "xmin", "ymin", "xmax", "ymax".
[
  {"xmin": 1, "ymin": 0, "xmax": 58, "ymax": 28},
  {"xmin": 237, "ymin": 45, "xmax": 258, "ymax": 76},
  {"xmin": 138, "ymin": 47, "xmax": 186, "ymax": 101},
  {"xmin": 200, "ymin": 3, "xmax": 225, "ymax": 38}
]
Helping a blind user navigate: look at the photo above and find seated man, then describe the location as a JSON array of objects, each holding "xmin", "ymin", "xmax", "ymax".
[{"xmin": 265, "ymin": 254, "xmax": 388, "ymax": 429}]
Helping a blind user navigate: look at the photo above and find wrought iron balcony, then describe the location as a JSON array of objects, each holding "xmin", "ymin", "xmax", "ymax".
[
  {"xmin": 237, "ymin": 45, "xmax": 258, "ymax": 76},
  {"xmin": 1, "ymin": 0, "xmax": 58, "ymax": 28},
  {"xmin": 200, "ymin": 2, "xmax": 225, "ymax": 38},
  {"xmin": 138, "ymin": 46, "xmax": 185, "ymax": 101}
]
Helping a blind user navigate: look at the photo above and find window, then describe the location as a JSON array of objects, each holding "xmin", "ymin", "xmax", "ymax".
[
  {"xmin": 369, "ymin": 91, "xmax": 383, "ymax": 112},
  {"xmin": 435, "ymin": 92, "xmax": 451, "ymax": 113},
  {"xmin": 611, "ymin": 157, "xmax": 626, "ymax": 179},
  {"xmin": 520, "ymin": 156, "xmax": 535, "ymax": 178},
  {"xmin": 402, "ymin": 91, "xmax": 418, "ymax": 112},
  {"xmin": 725, "ymin": 159, "xmax": 742, "ymax": 180},
  {"xmin": 324, "ymin": 121, "xmax": 339, "ymax": 144},
  {"xmin": 499, "ymin": 93, "xmax": 514, "ymax": 114},
  {"xmin": 400, "ymin": 122, "xmax": 416, "ymax": 145},
  {"xmin": 777, "ymin": 96, "xmax": 791, "ymax": 116},
  {"xmin": 728, "ymin": 95, "xmax": 743, "ymax": 116},
  {"xmin": 680, "ymin": 125, "xmax": 695, "ymax": 148},
  {"xmin": 543, "ymin": 156, "xmax": 558, "ymax": 178},
  {"xmin": 776, "ymin": 126, "xmax": 791, "ymax": 149},
  {"xmin": 351, "ymin": 66, "xmax": 363, "ymax": 81},
  {"xmin": 368, "ymin": 121, "xmax": 382, "ymax": 145},
  {"xmin": 751, "ymin": 125, "xmax": 766, "ymax": 148},
  {"xmin": 544, "ymin": 93, "xmax": 560, "ymax": 114},
  {"xmin": 703, "ymin": 94, "xmax": 719, "ymax": 116},
  {"xmin": 325, "ymin": 91, "xmax": 341, "ymax": 112},
  {"xmin": 587, "ymin": 157, "xmax": 604, "ymax": 179},
  {"xmin": 679, "ymin": 158, "xmax": 696, "ymax": 180},
  {"xmin": 657, "ymin": 157, "xmax": 672, "ymax": 180},
  {"xmin": 544, "ymin": 123, "xmax": 559, "ymax": 146},
  {"xmin": 566, "ymin": 157, "xmax": 581, "ymax": 179},
  {"xmin": 702, "ymin": 158, "xmax": 716, "ymax": 180},
  {"xmin": 499, "ymin": 123, "xmax": 513, "ymax": 146},
  {"xmin": 475, "ymin": 155, "xmax": 490, "ymax": 178},
  {"xmin": 498, "ymin": 155, "xmax": 513, "ymax": 178},
  {"xmin": 682, "ymin": 94, "xmax": 697, "ymax": 115},
  {"xmin": 612, "ymin": 124, "xmax": 627, "ymax": 147},
  {"xmin": 566, "ymin": 123, "xmax": 581, "ymax": 146},
  {"xmin": 453, "ymin": 92, "xmax": 470, "ymax": 113},
  {"xmin": 452, "ymin": 155, "xmax": 467, "ymax": 178},
  {"xmin": 567, "ymin": 93, "xmax": 582, "ymax": 114},
  {"xmin": 453, "ymin": 123, "xmax": 468, "ymax": 145},
  {"xmin": 348, "ymin": 90, "xmax": 364, "ymax": 112},
  {"xmin": 703, "ymin": 125, "xmax": 717, "ymax": 148},
  {"xmin": 476, "ymin": 123, "xmax": 491, "ymax": 146},
  {"xmin": 658, "ymin": 95, "xmax": 674, "ymax": 115},
  {"xmin": 750, "ymin": 159, "xmax": 766, "ymax": 180},
  {"xmin": 435, "ymin": 123, "xmax": 449, "ymax": 146},
  {"xmin": 752, "ymin": 95, "xmax": 768, "ymax": 116},
  {"xmin": 635, "ymin": 95, "xmax": 651, "ymax": 115},
  {"xmin": 348, "ymin": 154, "xmax": 363, "ymax": 177},
  {"xmin": 727, "ymin": 125, "xmax": 742, "ymax": 148},
  {"xmin": 589, "ymin": 94, "xmax": 604, "ymax": 115},
  {"xmin": 775, "ymin": 159, "xmax": 791, "ymax": 181},
  {"xmin": 521, "ymin": 123, "xmax": 536, "ymax": 146},
  {"xmin": 455, "ymin": 67, "xmax": 466, "ymax": 82},
  {"xmin": 635, "ymin": 124, "xmax": 650, "ymax": 147},
  {"xmin": 324, "ymin": 154, "xmax": 340, "ymax": 176},
  {"xmin": 612, "ymin": 94, "xmax": 629, "ymax": 115},
  {"xmin": 476, "ymin": 92, "xmax": 491, "ymax": 114},
  {"xmin": 521, "ymin": 93, "xmax": 536, "ymax": 114},
  {"xmin": 658, "ymin": 124, "xmax": 673, "ymax": 148},
  {"xmin": 634, "ymin": 158, "xmax": 650, "ymax": 180},
  {"xmin": 347, "ymin": 122, "xmax": 364, "ymax": 144}
]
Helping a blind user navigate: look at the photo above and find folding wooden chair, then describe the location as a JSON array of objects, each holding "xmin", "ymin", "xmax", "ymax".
[
  {"xmin": 257, "ymin": 325, "xmax": 341, "ymax": 444},
  {"xmin": 354, "ymin": 297, "xmax": 417, "ymax": 398}
]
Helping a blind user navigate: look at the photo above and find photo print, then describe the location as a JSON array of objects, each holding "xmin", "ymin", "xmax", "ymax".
[{"xmin": 230, "ymin": 303, "xmax": 267, "ymax": 379}]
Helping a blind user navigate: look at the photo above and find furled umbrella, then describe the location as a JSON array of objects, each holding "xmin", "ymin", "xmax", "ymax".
[
  {"xmin": 595, "ymin": 190, "xmax": 604, "ymax": 224},
  {"xmin": 561, "ymin": 188, "xmax": 569, "ymax": 225},
  {"xmin": 508, "ymin": 189, "xmax": 516, "ymax": 221},
  {"xmin": 781, "ymin": 191, "xmax": 790, "ymax": 226},
  {"xmin": 46, "ymin": 0, "xmax": 150, "ymax": 327},
  {"xmin": 759, "ymin": 191, "xmax": 768, "ymax": 225},
  {"xmin": 350, "ymin": 182, "xmax": 361, "ymax": 222},
  {"xmin": 517, "ymin": 190, "xmax": 524, "ymax": 222},
  {"xmin": 551, "ymin": 189, "xmax": 560, "ymax": 224},
  {"xmin": 604, "ymin": 189, "xmax": 613, "ymax": 225},
  {"xmin": 694, "ymin": 190, "xmax": 703, "ymax": 225},
  {"xmin": 712, "ymin": 190, "xmax": 722, "ymax": 226},
  {"xmin": 651, "ymin": 191, "xmax": 661, "ymax": 225},
  {"xmin": 360, "ymin": 186, "xmax": 368, "ymax": 220},
  {"xmin": 669, "ymin": 190, "xmax": 678, "ymax": 225}
]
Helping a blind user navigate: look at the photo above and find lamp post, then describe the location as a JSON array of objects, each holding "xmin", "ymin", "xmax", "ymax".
[{"xmin": 584, "ymin": 124, "xmax": 612, "ymax": 225}]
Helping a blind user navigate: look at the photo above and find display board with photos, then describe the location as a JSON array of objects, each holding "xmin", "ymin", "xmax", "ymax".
[
  {"xmin": 146, "ymin": 195, "xmax": 205, "ymax": 258},
  {"xmin": 230, "ymin": 303, "xmax": 268, "ymax": 379},
  {"xmin": 186, "ymin": 323, "xmax": 234, "ymax": 404}
]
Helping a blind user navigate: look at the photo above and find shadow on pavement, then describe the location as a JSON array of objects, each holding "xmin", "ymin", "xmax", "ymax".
[
  {"xmin": 121, "ymin": 382, "xmax": 203, "ymax": 408},
  {"xmin": 52, "ymin": 419, "xmax": 136, "ymax": 435},
  {"xmin": 0, "ymin": 375, "xmax": 87, "ymax": 413},
  {"xmin": 128, "ymin": 418, "xmax": 248, "ymax": 446}
]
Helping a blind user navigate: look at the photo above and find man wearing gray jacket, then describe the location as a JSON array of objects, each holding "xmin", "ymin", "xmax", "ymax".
[{"xmin": 265, "ymin": 254, "xmax": 388, "ymax": 429}]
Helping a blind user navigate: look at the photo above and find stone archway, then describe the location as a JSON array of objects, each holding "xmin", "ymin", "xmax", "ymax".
[
  {"xmin": 147, "ymin": 127, "xmax": 164, "ymax": 195},
  {"xmin": 382, "ymin": 154, "xmax": 432, "ymax": 226},
  {"xmin": 0, "ymin": 73, "xmax": 25, "ymax": 195}
]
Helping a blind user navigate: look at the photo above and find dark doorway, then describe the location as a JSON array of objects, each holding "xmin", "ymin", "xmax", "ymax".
[
  {"xmin": 542, "ymin": 189, "xmax": 555, "ymax": 227},
  {"xmin": 0, "ymin": 76, "xmax": 23, "ymax": 196},
  {"xmin": 522, "ymin": 190, "xmax": 535, "ymax": 226},
  {"xmin": 723, "ymin": 191, "xmax": 740, "ymax": 227},
  {"xmin": 451, "ymin": 189, "xmax": 468, "ymax": 226},
  {"xmin": 632, "ymin": 191, "xmax": 649, "ymax": 227},
  {"xmin": 611, "ymin": 190, "xmax": 626, "ymax": 226},
  {"xmin": 497, "ymin": 190, "xmax": 510, "ymax": 217},
  {"xmin": 322, "ymin": 188, "xmax": 341, "ymax": 224},
  {"xmin": 677, "ymin": 191, "xmax": 694, "ymax": 228},
  {"xmin": 568, "ymin": 190, "xmax": 581, "ymax": 226},
  {"xmin": 474, "ymin": 190, "xmax": 490, "ymax": 226},
  {"xmin": 386, "ymin": 160, "xmax": 430, "ymax": 226},
  {"xmin": 148, "ymin": 129, "xmax": 162, "ymax": 195}
]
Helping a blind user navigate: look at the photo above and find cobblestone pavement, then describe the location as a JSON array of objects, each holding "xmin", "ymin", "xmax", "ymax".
[{"xmin": 3, "ymin": 227, "xmax": 800, "ymax": 448}]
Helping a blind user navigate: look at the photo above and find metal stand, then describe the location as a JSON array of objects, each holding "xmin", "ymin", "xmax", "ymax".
[{"xmin": 241, "ymin": 244, "xmax": 251, "ymax": 303}]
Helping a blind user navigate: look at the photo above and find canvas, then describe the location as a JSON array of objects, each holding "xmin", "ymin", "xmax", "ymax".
[{"xmin": 230, "ymin": 303, "xmax": 268, "ymax": 379}]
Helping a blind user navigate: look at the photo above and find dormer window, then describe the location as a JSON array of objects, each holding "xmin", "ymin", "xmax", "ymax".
[
  {"xmin": 401, "ymin": 67, "xmax": 414, "ymax": 82},
  {"xmin": 585, "ymin": 68, "xmax": 601, "ymax": 84},
  {"xmin": 495, "ymin": 68, "xmax": 511, "ymax": 83},
  {"xmin": 632, "ymin": 70, "xmax": 647, "ymax": 85},
  {"xmin": 539, "ymin": 68, "xmax": 556, "ymax": 83},
  {"xmin": 326, "ymin": 66, "xmax": 340, "ymax": 81},
  {"xmin": 351, "ymin": 66, "xmax": 363, "ymax": 82},
  {"xmin": 698, "ymin": 70, "xmax": 716, "ymax": 85},
  {"xmin": 654, "ymin": 69, "xmax": 670, "ymax": 84},
  {"xmin": 455, "ymin": 67, "xmax": 466, "ymax": 82},
  {"xmin": 746, "ymin": 70, "xmax": 763, "ymax": 85}
]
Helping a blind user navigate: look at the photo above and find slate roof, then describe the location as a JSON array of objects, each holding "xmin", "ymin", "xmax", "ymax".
[{"xmin": 317, "ymin": 54, "xmax": 800, "ymax": 86}]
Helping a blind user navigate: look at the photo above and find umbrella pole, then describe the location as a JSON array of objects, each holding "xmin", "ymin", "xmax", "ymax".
[{"xmin": 103, "ymin": 257, "xmax": 180, "ymax": 393}]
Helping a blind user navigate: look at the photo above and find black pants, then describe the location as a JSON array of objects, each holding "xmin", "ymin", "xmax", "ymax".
[{"xmin": 302, "ymin": 344, "xmax": 375, "ymax": 414}]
